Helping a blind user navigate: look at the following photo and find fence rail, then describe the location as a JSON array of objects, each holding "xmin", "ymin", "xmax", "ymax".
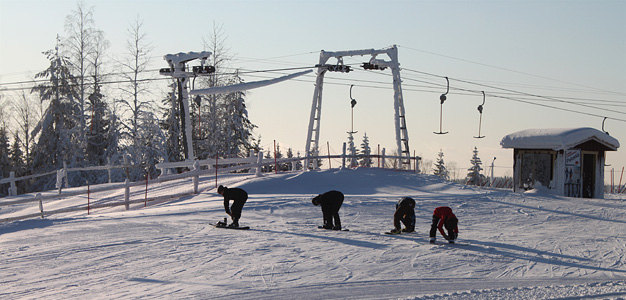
[{"xmin": 0, "ymin": 151, "xmax": 421, "ymax": 223}]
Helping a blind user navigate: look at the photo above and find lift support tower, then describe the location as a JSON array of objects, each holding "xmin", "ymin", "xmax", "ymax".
[{"xmin": 304, "ymin": 45, "xmax": 411, "ymax": 169}]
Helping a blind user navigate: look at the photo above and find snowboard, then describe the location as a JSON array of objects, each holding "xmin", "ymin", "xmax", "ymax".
[
  {"xmin": 213, "ymin": 221, "xmax": 250, "ymax": 230},
  {"xmin": 384, "ymin": 230, "xmax": 416, "ymax": 235},
  {"xmin": 384, "ymin": 231, "xmax": 401, "ymax": 235},
  {"xmin": 429, "ymin": 241, "xmax": 462, "ymax": 245},
  {"xmin": 318, "ymin": 226, "xmax": 349, "ymax": 231}
]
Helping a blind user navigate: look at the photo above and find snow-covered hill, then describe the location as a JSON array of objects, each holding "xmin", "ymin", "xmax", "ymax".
[{"xmin": 1, "ymin": 168, "xmax": 625, "ymax": 299}]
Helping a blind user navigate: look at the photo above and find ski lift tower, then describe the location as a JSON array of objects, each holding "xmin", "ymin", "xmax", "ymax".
[
  {"xmin": 304, "ymin": 45, "xmax": 411, "ymax": 169},
  {"xmin": 160, "ymin": 51, "xmax": 213, "ymax": 161}
]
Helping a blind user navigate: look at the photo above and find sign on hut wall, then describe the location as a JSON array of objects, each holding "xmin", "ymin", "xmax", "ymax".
[{"xmin": 564, "ymin": 149, "xmax": 581, "ymax": 197}]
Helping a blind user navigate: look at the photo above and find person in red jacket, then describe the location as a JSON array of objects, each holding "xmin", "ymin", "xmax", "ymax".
[{"xmin": 429, "ymin": 206, "xmax": 458, "ymax": 244}]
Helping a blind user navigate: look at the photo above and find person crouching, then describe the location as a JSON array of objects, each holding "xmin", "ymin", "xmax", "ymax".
[
  {"xmin": 429, "ymin": 206, "xmax": 458, "ymax": 244},
  {"xmin": 390, "ymin": 197, "xmax": 416, "ymax": 234},
  {"xmin": 312, "ymin": 190, "xmax": 344, "ymax": 230}
]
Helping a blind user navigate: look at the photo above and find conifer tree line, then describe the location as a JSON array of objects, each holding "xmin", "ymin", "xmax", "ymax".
[{"xmin": 0, "ymin": 3, "xmax": 258, "ymax": 195}]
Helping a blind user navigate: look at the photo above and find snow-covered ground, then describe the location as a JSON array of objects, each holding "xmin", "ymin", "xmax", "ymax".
[{"xmin": 1, "ymin": 168, "xmax": 625, "ymax": 299}]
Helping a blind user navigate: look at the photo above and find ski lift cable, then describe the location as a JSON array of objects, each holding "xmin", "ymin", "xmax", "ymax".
[
  {"xmin": 241, "ymin": 71, "xmax": 626, "ymax": 123},
  {"xmin": 397, "ymin": 45, "xmax": 626, "ymax": 96},
  {"xmin": 403, "ymin": 68, "xmax": 626, "ymax": 116},
  {"xmin": 489, "ymin": 93, "xmax": 626, "ymax": 123}
]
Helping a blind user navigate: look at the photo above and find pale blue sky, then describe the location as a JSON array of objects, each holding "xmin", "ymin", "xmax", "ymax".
[{"xmin": 1, "ymin": 0, "xmax": 625, "ymax": 181}]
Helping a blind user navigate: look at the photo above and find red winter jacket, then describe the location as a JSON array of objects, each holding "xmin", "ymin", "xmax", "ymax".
[{"xmin": 433, "ymin": 206, "xmax": 458, "ymax": 236}]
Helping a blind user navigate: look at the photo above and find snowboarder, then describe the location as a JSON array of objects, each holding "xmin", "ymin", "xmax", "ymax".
[
  {"xmin": 429, "ymin": 206, "xmax": 458, "ymax": 244},
  {"xmin": 217, "ymin": 185, "xmax": 248, "ymax": 227},
  {"xmin": 389, "ymin": 197, "xmax": 416, "ymax": 234},
  {"xmin": 312, "ymin": 190, "xmax": 344, "ymax": 230}
]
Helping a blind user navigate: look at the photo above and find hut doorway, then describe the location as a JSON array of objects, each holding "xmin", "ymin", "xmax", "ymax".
[{"xmin": 582, "ymin": 152, "xmax": 596, "ymax": 198}]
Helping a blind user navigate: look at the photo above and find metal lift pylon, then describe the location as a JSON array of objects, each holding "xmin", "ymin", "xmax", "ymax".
[{"xmin": 304, "ymin": 45, "xmax": 412, "ymax": 169}]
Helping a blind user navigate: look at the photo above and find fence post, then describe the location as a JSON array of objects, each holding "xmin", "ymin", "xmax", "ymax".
[
  {"xmin": 56, "ymin": 168, "xmax": 65, "ymax": 194},
  {"xmin": 124, "ymin": 178, "xmax": 130, "ymax": 210},
  {"xmin": 124, "ymin": 155, "xmax": 130, "ymax": 181},
  {"xmin": 248, "ymin": 152, "xmax": 256, "ymax": 174},
  {"xmin": 87, "ymin": 180, "xmax": 90, "ymax": 215},
  {"xmin": 382, "ymin": 148, "xmax": 386, "ymax": 169},
  {"xmin": 327, "ymin": 141, "xmax": 332, "ymax": 169},
  {"xmin": 9, "ymin": 171, "xmax": 17, "ymax": 196},
  {"xmin": 618, "ymin": 167, "xmax": 624, "ymax": 194},
  {"xmin": 145, "ymin": 169, "xmax": 149, "ymax": 207},
  {"xmin": 255, "ymin": 151, "xmax": 263, "ymax": 177},
  {"xmin": 274, "ymin": 140, "xmax": 278, "ymax": 174},
  {"xmin": 37, "ymin": 193, "xmax": 44, "ymax": 218},
  {"xmin": 193, "ymin": 160, "xmax": 199, "ymax": 194},
  {"xmin": 377, "ymin": 144, "xmax": 380, "ymax": 168},
  {"xmin": 63, "ymin": 161, "xmax": 70, "ymax": 188},
  {"xmin": 107, "ymin": 157, "xmax": 113, "ymax": 184},
  {"xmin": 342, "ymin": 142, "xmax": 347, "ymax": 169}
]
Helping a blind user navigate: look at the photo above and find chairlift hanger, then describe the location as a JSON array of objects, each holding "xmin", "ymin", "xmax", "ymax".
[
  {"xmin": 602, "ymin": 117, "xmax": 610, "ymax": 135},
  {"xmin": 474, "ymin": 91, "xmax": 486, "ymax": 138},
  {"xmin": 434, "ymin": 76, "xmax": 449, "ymax": 135},
  {"xmin": 603, "ymin": 117, "xmax": 611, "ymax": 166},
  {"xmin": 348, "ymin": 85, "xmax": 358, "ymax": 135},
  {"xmin": 474, "ymin": 91, "xmax": 486, "ymax": 139}
]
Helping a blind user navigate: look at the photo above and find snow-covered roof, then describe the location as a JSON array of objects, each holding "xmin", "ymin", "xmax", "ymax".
[{"xmin": 500, "ymin": 127, "xmax": 620, "ymax": 151}]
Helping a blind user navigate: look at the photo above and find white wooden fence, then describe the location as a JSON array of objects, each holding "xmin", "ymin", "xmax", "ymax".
[{"xmin": 0, "ymin": 150, "xmax": 420, "ymax": 223}]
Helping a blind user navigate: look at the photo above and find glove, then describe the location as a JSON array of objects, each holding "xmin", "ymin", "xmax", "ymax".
[{"xmin": 443, "ymin": 234, "xmax": 449, "ymax": 240}]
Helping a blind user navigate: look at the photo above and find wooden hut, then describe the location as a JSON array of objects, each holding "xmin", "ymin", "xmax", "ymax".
[{"xmin": 500, "ymin": 128, "xmax": 620, "ymax": 198}]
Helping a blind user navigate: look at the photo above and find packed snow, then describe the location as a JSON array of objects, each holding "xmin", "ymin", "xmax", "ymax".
[{"xmin": 1, "ymin": 168, "xmax": 626, "ymax": 299}]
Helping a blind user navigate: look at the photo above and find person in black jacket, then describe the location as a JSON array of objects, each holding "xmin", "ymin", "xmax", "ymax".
[
  {"xmin": 218, "ymin": 185, "xmax": 248, "ymax": 227},
  {"xmin": 390, "ymin": 197, "xmax": 416, "ymax": 234},
  {"xmin": 312, "ymin": 190, "xmax": 344, "ymax": 230}
]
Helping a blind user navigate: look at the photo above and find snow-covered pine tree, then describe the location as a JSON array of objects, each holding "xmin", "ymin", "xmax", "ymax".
[
  {"xmin": 192, "ymin": 23, "xmax": 257, "ymax": 160},
  {"xmin": 0, "ymin": 127, "xmax": 8, "ymax": 196},
  {"xmin": 285, "ymin": 147, "xmax": 295, "ymax": 171},
  {"xmin": 274, "ymin": 143, "xmax": 289, "ymax": 172},
  {"xmin": 433, "ymin": 149, "xmax": 450, "ymax": 180},
  {"xmin": 161, "ymin": 81, "xmax": 184, "ymax": 163},
  {"xmin": 219, "ymin": 72, "xmax": 257, "ymax": 158},
  {"xmin": 31, "ymin": 36, "xmax": 81, "ymax": 190},
  {"xmin": 359, "ymin": 132, "xmax": 372, "ymax": 167},
  {"xmin": 85, "ymin": 32, "xmax": 116, "ymax": 172},
  {"xmin": 347, "ymin": 132, "xmax": 358, "ymax": 168},
  {"xmin": 117, "ymin": 17, "xmax": 165, "ymax": 179},
  {"xmin": 0, "ymin": 127, "xmax": 10, "ymax": 179},
  {"xmin": 263, "ymin": 150, "xmax": 273, "ymax": 173},
  {"xmin": 295, "ymin": 151, "xmax": 304, "ymax": 171},
  {"xmin": 11, "ymin": 90, "xmax": 35, "ymax": 169},
  {"xmin": 64, "ymin": 2, "xmax": 103, "ymax": 159},
  {"xmin": 466, "ymin": 146, "xmax": 484, "ymax": 186},
  {"xmin": 9, "ymin": 133, "xmax": 27, "ymax": 194}
]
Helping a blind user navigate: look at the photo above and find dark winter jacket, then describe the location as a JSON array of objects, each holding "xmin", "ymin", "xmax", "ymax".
[
  {"xmin": 313, "ymin": 190, "xmax": 344, "ymax": 212},
  {"xmin": 394, "ymin": 197, "xmax": 416, "ymax": 229},
  {"xmin": 313, "ymin": 190, "xmax": 344, "ymax": 228},
  {"xmin": 222, "ymin": 187, "xmax": 248, "ymax": 215}
]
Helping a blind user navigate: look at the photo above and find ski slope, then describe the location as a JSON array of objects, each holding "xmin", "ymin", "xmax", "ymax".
[{"xmin": 1, "ymin": 168, "xmax": 626, "ymax": 299}]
